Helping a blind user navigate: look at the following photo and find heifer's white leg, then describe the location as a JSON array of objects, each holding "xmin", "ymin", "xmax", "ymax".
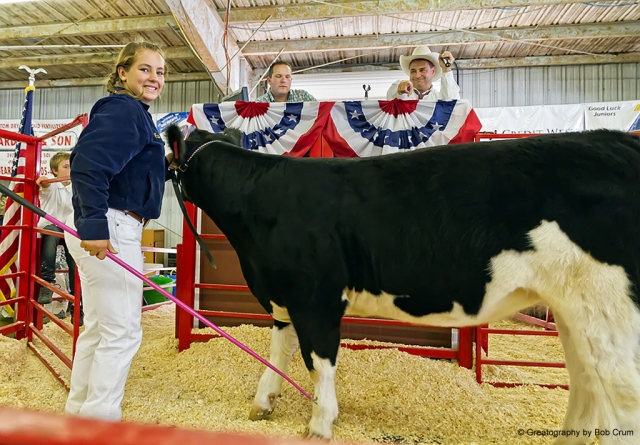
[
  {"xmin": 552, "ymin": 313, "xmax": 597, "ymax": 445},
  {"xmin": 307, "ymin": 352, "xmax": 339, "ymax": 439},
  {"xmin": 249, "ymin": 322, "xmax": 299, "ymax": 420},
  {"xmin": 288, "ymin": 305, "xmax": 343, "ymax": 439},
  {"xmin": 589, "ymin": 307, "xmax": 640, "ymax": 445},
  {"xmin": 537, "ymin": 278, "xmax": 639, "ymax": 442},
  {"xmin": 550, "ymin": 300, "xmax": 640, "ymax": 445},
  {"xmin": 527, "ymin": 221, "xmax": 640, "ymax": 445}
]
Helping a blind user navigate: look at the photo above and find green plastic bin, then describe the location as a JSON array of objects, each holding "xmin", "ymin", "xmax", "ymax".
[{"xmin": 143, "ymin": 275, "xmax": 175, "ymax": 305}]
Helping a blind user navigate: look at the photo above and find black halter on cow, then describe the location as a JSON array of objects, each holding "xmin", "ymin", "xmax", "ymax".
[{"xmin": 166, "ymin": 124, "xmax": 640, "ymax": 444}]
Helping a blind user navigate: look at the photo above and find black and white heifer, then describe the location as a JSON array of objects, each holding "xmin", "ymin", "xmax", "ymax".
[{"xmin": 167, "ymin": 125, "xmax": 640, "ymax": 445}]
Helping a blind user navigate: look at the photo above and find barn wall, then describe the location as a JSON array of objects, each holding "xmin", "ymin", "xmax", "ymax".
[
  {"xmin": 0, "ymin": 80, "xmax": 221, "ymax": 120},
  {"xmin": 460, "ymin": 63, "xmax": 640, "ymax": 107},
  {"xmin": 292, "ymin": 63, "xmax": 640, "ymax": 105},
  {"xmin": 1, "ymin": 63, "xmax": 638, "ymax": 120}
]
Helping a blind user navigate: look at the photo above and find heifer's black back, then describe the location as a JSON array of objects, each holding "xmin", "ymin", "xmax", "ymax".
[{"xmin": 173, "ymin": 129, "xmax": 640, "ymax": 310}]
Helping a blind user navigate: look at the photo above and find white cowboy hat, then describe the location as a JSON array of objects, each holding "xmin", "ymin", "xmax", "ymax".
[{"xmin": 399, "ymin": 45, "xmax": 443, "ymax": 82}]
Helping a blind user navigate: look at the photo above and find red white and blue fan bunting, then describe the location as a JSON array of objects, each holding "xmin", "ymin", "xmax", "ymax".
[
  {"xmin": 188, "ymin": 99, "xmax": 481, "ymax": 158},
  {"xmin": 189, "ymin": 102, "xmax": 330, "ymax": 156},
  {"xmin": 328, "ymin": 99, "xmax": 475, "ymax": 156}
]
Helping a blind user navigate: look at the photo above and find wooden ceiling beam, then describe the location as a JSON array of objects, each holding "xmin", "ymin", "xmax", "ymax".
[
  {"xmin": 0, "ymin": 47, "xmax": 194, "ymax": 70},
  {"xmin": 241, "ymin": 21, "xmax": 640, "ymax": 55},
  {"xmin": 0, "ymin": 15, "xmax": 175, "ymax": 40},
  {"xmin": 224, "ymin": 0, "xmax": 594, "ymax": 22},
  {"xmin": 165, "ymin": 0, "xmax": 244, "ymax": 94},
  {"xmin": 456, "ymin": 52, "xmax": 640, "ymax": 69}
]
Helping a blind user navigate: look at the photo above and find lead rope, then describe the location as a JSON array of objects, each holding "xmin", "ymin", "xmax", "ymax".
[
  {"xmin": 0, "ymin": 175, "xmax": 313, "ymax": 401},
  {"xmin": 170, "ymin": 169, "xmax": 216, "ymax": 269},
  {"xmin": 165, "ymin": 142, "xmax": 312, "ymax": 401}
]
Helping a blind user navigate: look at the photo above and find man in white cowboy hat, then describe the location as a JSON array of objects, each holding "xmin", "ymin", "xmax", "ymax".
[{"xmin": 386, "ymin": 45, "xmax": 460, "ymax": 101}]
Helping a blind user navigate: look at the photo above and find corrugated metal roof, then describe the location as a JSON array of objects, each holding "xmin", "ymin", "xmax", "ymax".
[{"xmin": 0, "ymin": 0, "xmax": 638, "ymax": 89}]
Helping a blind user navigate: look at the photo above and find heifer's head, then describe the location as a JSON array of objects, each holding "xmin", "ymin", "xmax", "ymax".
[
  {"xmin": 165, "ymin": 124, "xmax": 242, "ymax": 270},
  {"xmin": 166, "ymin": 124, "xmax": 242, "ymax": 179},
  {"xmin": 165, "ymin": 124, "xmax": 243, "ymax": 207}
]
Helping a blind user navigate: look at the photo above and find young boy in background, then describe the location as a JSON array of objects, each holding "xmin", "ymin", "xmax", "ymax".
[{"xmin": 36, "ymin": 152, "xmax": 81, "ymax": 324}]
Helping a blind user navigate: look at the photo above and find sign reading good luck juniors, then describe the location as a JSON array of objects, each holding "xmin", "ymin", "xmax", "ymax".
[
  {"xmin": 473, "ymin": 100, "xmax": 640, "ymax": 135},
  {"xmin": 584, "ymin": 101, "xmax": 640, "ymax": 131}
]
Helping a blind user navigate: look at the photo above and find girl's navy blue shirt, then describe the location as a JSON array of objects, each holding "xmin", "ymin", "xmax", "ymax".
[{"xmin": 70, "ymin": 93, "xmax": 166, "ymax": 240}]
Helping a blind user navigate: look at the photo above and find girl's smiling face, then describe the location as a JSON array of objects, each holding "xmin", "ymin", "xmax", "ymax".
[{"xmin": 119, "ymin": 49, "xmax": 165, "ymax": 104}]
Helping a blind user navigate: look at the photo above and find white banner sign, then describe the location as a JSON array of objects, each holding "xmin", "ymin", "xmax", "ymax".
[
  {"xmin": 0, "ymin": 119, "xmax": 84, "ymax": 176},
  {"xmin": 0, "ymin": 149, "xmax": 59, "ymax": 177},
  {"xmin": 0, "ymin": 120, "xmax": 82, "ymax": 150},
  {"xmin": 584, "ymin": 101, "xmax": 640, "ymax": 131},
  {"xmin": 475, "ymin": 104, "xmax": 584, "ymax": 134}
]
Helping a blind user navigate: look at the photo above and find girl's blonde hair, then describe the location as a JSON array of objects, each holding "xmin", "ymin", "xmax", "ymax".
[{"xmin": 106, "ymin": 41, "xmax": 166, "ymax": 99}]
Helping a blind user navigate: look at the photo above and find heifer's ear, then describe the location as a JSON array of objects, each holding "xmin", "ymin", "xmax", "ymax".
[
  {"xmin": 165, "ymin": 125, "xmax": 185, "ymax": 164},
  {"xmin": 223, "ymin": 128, "xmax": 243, "ymax": 146}
]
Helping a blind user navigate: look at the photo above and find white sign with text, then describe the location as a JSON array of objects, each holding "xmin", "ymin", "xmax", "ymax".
[{"xmin": 0, "ymin": 119, "xmax": 83, "ymax": 176}]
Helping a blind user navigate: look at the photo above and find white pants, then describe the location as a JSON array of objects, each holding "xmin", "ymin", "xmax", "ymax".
[{"xmin": 64, "ymin": 209, "xmax": 144, "ymax": 421}]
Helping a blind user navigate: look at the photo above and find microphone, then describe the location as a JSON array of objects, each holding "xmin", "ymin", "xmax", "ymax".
[{"xmin": 362, "ymin": 84, "xmax": 371, "ymax": 100}]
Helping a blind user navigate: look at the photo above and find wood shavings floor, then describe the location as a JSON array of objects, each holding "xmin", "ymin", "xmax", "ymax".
[{"xmin": 0, "ymin": 305, "xmax": 573, "ymax": 444}]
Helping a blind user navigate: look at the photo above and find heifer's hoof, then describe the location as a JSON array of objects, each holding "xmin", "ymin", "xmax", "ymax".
[
  {"xmin": 303, "ymin": 428, "xmax": 331, "ymax": 441},
  {"xmin": 249, "ymin": 406, "xmax": 273, "ymax": 420},
  {"xmin": 249, "ymin": 393, "xmax": 279, "ymax": 420}
]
